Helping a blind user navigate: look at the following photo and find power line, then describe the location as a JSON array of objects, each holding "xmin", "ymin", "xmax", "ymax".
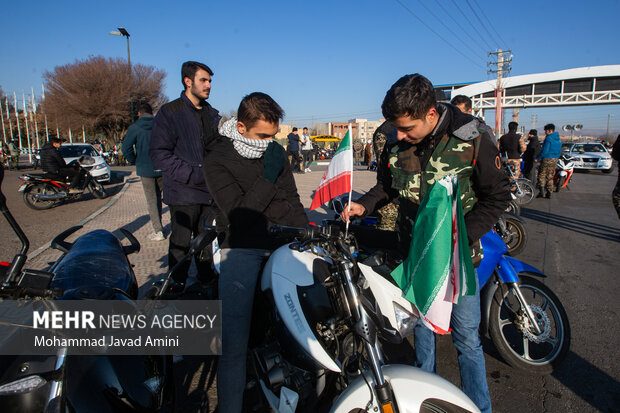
[
  {"xmin": 471, "ymin": 0, "xmax": 508, "ymax": 47},
  {"xmin": 448, "ymin": 0, "xmax": 494, "ymax": 51},
  {"xmin": 465, "ymin": 0, "xmax": 501, "ymax": 48},
  {"xmin": 392, "ymin": 0, "xmax": 486, "ymax": 70},
  {"xmin": 413, "ymin": 0, "xmax": 486, "ymax": 60},
  {"xmin": 433, "ymin": 0, "xmax": 487, "ymax": 55}
]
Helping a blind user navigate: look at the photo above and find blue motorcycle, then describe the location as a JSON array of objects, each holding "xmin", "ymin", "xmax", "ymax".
[{"xmin": 476, "ymin": 230, "xmax": 570, "ymax": 374}]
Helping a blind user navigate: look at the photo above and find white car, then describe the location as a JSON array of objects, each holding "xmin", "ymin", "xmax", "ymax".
[
  {"xmin": 59, "ymin": 143, "xmax": 112, "ymax": 183},
  {"xmin": 561, "ymin": 142, "xmax": 614, "ymax": 174}
]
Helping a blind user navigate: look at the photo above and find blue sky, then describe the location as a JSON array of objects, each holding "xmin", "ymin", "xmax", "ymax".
[{"xmin": 1, "ymin": 0, "xmax": 619, "ymax": 136}]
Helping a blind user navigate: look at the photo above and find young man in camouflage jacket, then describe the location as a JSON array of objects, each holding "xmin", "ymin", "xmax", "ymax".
[{"xmin": 342, "ymin": 74, "xmax": 510, "ymax": 413}]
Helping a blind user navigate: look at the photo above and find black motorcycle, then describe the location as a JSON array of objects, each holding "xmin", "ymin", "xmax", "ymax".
[
  {"xmin": 0, "ymin": 163, "xmax": 174, "ymax": 413},
  {"xmin": 18, "ymin": 156, "xmax": 106, "ymax": 210}
]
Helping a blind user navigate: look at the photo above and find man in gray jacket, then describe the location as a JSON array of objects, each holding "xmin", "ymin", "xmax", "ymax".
[{"xmin": 123, "ymin": 103, "xmax": 164, "ymax": 241}]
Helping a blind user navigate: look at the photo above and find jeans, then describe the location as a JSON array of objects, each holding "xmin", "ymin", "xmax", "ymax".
[
  {"xmin": 413, "ymin": 279, "xmax": 492, "ymax": 413},
  {"xmin": 168, "ymin": 204, "xmax": 216, "ymax": 283},
  {"xmin": 217, "ymin": 248, "xmax": 271, "ymax": 413},
  {"xmin": 141, "ymin": 176, "xmax": 163, "ymax": 233}
]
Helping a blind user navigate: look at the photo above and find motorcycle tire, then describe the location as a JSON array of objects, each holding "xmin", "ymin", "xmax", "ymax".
[
  {"xmin": 88, "ymin": 180, "xmax": 107, "ymax": 199},
  {"xmin": 501, "ymin": 217, "xmax": 527, "ymax": 256},
  {"xmin": 513, "ymin": 179, "xmax": 535, "ymax": 205},
  {"xmin": 555, "ymin": 176, "xmax": 566, "ymax": 193},
  {"xmin": 505, "ymin": 200, "xmax": 521, "ymax": 216},
  {"xmin": 23, "ymin": 184, "xmax": 58, "ymax": 210},
  {"xmin": 489, "ymin": 275, "xmax": 571, "ymax": 375}
]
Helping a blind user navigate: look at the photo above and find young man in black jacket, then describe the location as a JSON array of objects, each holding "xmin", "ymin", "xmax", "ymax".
[
  {"xmin": 40, "ymin": 137, "xmax": 85, "ymax": 191},
  {"xmin": 204, "ymin": 92, "xmax": 307, "ymax": 413},
  {"xmin": 149, "ymin": 61, "xmax": 221, "ymax": 291}
]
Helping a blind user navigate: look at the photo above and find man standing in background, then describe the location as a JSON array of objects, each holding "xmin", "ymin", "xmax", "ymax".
[
  {"xmin": 150, "ymin": 61, "xmax": 221, "ymax": 292},
  {"xmin": 301, "ymin": 126, "xmax": 313, "ymax": 172},
  {"xmin": 499, "ymin": 121, "xmax": 524, "ymax": 178},
  {"xmin": 536, "ymin": 124, "xmax": 562, "ymax": 199},
  {"xmin": 123, "ymin": 102, "xmax": 165, "ymax": 241},
  {"xmin": 287, "ymin": 127, "xmax": 301, "ymax": 172}
]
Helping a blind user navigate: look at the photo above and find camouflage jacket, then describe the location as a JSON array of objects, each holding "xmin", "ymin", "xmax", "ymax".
[{"xmin": 358, "ymin": 103, "xmax": 510, "ymax": 257}]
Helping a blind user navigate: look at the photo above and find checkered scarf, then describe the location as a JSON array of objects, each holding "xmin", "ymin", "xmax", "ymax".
[{"xmin": 219, "ymin": 118, "xmax": 271, "ymax": 159}]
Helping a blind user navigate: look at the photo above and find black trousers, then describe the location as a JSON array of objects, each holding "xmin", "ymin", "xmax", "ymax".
[
  {"xmin": 169, "ymin": 204, "xmax": 216, "ymax": 283},
  {"xmin": 54, "ymin": 167, "xmax": 85, "ymax": 188}
]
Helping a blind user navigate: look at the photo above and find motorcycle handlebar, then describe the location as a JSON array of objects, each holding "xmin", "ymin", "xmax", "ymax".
[{"xmin": 269, "ymin": 225, "xmax": 320, "ymax": 240}]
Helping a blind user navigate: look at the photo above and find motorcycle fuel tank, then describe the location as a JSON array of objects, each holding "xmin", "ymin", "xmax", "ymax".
[{"xmin": 261, "ymin": 244, "xmax": 341, "ymax": 373}]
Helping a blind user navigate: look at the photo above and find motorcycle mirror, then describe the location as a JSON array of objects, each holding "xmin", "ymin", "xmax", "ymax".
[{"xmin": 332, "ymin": 197, "xmax": 345, "ymax": 214}]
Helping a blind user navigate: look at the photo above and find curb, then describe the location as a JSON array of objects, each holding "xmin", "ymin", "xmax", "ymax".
[{"xmin": 27, "ymin": 174, "xmax": 134, "ymax": 261}]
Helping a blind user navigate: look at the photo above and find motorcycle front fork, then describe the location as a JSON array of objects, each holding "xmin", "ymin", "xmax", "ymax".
[{"xmin": 507, "ymin": 282, "xmax": 542, "ymax": 335}]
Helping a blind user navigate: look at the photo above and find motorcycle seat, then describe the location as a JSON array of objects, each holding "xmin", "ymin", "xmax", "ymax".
[{"xmin": 50, "ymin": 230, "xmax": 138, "ymax": 299}]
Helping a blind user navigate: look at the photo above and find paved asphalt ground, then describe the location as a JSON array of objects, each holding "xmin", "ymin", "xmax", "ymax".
[{"xmin": 1, "ymin": 159, "xmax": 619, "ymax": 412}]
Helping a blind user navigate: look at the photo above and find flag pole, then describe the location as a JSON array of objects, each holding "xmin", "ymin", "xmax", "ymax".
[{"xmin": 345, "ymin": 123, "xmax": 353, "ymax": 238}]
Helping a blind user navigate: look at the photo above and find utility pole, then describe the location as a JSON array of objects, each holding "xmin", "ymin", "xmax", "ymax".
[
  {"xmin": 488, "ymin": 49, "xmax": 512, "ymax": 139},
  {"xmin": 606, "ymin": 114, "xmax": 612, "ymax": 139},
  {"xmin": 512, "ymin": 108, "xmax": 519, "ymax": 123},
  {"xmin": 531, "ymin": 114, "xmax": 537, "ymax": 129}
]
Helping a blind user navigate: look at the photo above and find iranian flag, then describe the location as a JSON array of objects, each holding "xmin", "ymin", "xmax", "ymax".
[
  {"xmin": 309, "ymin": 125, "xmax": 353, "ymax": 211},
  {"xmin": 390, "ymin": 175, "xmax": 477, "ymax": 334}
]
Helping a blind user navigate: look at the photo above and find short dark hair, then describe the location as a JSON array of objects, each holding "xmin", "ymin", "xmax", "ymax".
[
  {"xmin": 137, "ymin": 102, "xmax": 153, "ymax": 115},
  {"xmin": 529, "ymin": 129, "xmax": 538, "ymax": 136},
  {"xmin": 508, "ymin": 121, "xmax": 518, "ymax": 132},
  {"xmin": 237, "ymin": 92, "xmax": 284, "ymax": 129},
  {"xmin": 544, "ymin": 123, "xmax": 555, "ymax": 131},
  {"xmin": 181, "ymin": 61, "xmax": 213, "ymax": 89},
  {"xmin": 292, "ymin": 127, "xmax": 298, "ymax": 132},
  {"xmin": 451, "ymin": 95, "xmax": 472, "ymax": 111},
  {"xmin": 303, "ymin": 127, "xmax": 308, "ymax": 131},
  {"xmin": 382, "ymin": 74, "xmax": 437, "ymax": 121}
]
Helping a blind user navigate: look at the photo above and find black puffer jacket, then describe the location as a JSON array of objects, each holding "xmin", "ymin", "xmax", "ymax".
[
  {"xmin": 203, "ymin": 137, "xmax": 308, "ymax": 249},
  {"xmin": 40, "ymin": 142, "xmax": 68, "ymax": 175}
]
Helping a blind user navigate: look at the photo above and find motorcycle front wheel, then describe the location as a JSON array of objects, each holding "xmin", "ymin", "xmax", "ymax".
[
  {"xmin": 23, "ymin": 184, "xmax": 58, "ymax": 210},
  {"xmin": 88, "ymin": 180, "xmax": 107, "ymax": 199},
  {"xmin": 489, "ymin": 275, "xmax": 570, "ymax": 375},
  {"xmin": 501, "ymin": 217, "xmax": 527, "ymax": 256},
  {"xmin": 554, "ymin": 175, "xmax": 566, "ymax": 192},
  {"xmin": 513, "ymin": 179, "xmax": 535, "ymax": 205}
]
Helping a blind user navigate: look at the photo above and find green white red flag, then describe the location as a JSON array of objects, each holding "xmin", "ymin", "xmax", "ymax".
[
  {"xmin": 390, "ymin": 175, "xmax": 477, "ymax": 334},
  {"xmin": 309, "ymin": 125, "xmax": 353, "ymax": 211}
]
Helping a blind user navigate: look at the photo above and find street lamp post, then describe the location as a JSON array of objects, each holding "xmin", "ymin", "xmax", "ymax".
[{"xmin": 109, "ymin": 27, "xmax": 134, "ymax": 121}]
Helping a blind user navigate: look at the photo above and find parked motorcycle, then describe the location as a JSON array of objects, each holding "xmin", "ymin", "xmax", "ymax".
[
  {"xmin": 501, "ymin": 156, "xmax": 535, "ymax": 205},
  {"xmin": 175, "ymin": 221, "xmax": 480, "ymax": 412},
  {"xmin": 18, "ymin": 156, "xmax": 106, "ymax": 210},
  {"xmin": 493, "ymin": 212, "xmax": 527, "ymax": 256},
  {"xmin": 554, "ymin": 153, "xmax": 576, "ymax": 192},
  {"xmin": 0, "ymin": 163, "xmax": 174, "ymax": 412},
  {"xmin": 331, "ymin": 199, "xmax": 569, "ymax": 375}
]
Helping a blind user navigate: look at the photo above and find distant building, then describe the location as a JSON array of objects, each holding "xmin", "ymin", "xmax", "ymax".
[
  {"xmin": 350, "ymin": 119, "xmax": 383, "ymax": 142},
  {"xmin": 330, "ymin": 122, "xmax": 359, "ymax": 139}
]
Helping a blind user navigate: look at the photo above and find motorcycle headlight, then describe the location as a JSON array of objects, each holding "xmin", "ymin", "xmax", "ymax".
[
  {"xmin": 393, "ymin": 303, "xmax": 416, "ymax": 338},
  {"xmin": 93, "ymin": 163, "xmax": 107, "ymax": 170},
  {"xmin": 0, "ymin": 375, "xmax": 47, "ymax": 395}
]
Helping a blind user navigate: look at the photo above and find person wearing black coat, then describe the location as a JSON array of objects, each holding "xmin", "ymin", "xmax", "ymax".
[
  {"xmin": 522, "ymin": 129, "xmax": 542, "ymax": 183},
  {"xmin": 204, "ymin": 93, "xmax": 308, "ymax": 413},
  {"xmin": 40, "ymin": 138, "xmax": 84, "ymax": 189}
]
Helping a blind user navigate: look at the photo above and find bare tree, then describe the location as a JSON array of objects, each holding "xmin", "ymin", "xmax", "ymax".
[{"xmin": 42, "ymin": 56, "xmax": 167, "ymax": 145}]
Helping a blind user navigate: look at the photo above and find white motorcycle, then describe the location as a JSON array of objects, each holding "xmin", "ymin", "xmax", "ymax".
[{"xmin": 202, "ymin": 223, "xmax": 479, "ymax": 413}]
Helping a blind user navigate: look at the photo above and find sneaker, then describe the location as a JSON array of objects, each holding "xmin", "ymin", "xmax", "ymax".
[
  {"xmin": 545, "ymin": 192, "xmax": 552, "ymax": 199},
  {"xmin": 148, "ymin": 231, "xmax": 165, "ymax": 241},
  {"xmin": 536, "ymin": 192, "xmax": 544, "ymax": 198},
  {"xmin": 306, "ymin": 168, "xmax": 311, "ymax": 172}
]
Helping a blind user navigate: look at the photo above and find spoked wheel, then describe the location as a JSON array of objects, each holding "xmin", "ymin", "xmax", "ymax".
[
  {"xmin": 23, "ymin": 184, "xmax": 58, "ymax": 210},
  {"xmin": 88, "ymin": 180, "xmax": 107, "ymax": 199},
  {"xmin": 501, "ymin": 217, "xmax": 527, "ymax": 256},
  {"xmin": 489, "ymin": 276, "xmax": 571, "ymax": 374},
  {"xmin": 512, "ymin": 179, "xmax": 535, "ymax": 205}
]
